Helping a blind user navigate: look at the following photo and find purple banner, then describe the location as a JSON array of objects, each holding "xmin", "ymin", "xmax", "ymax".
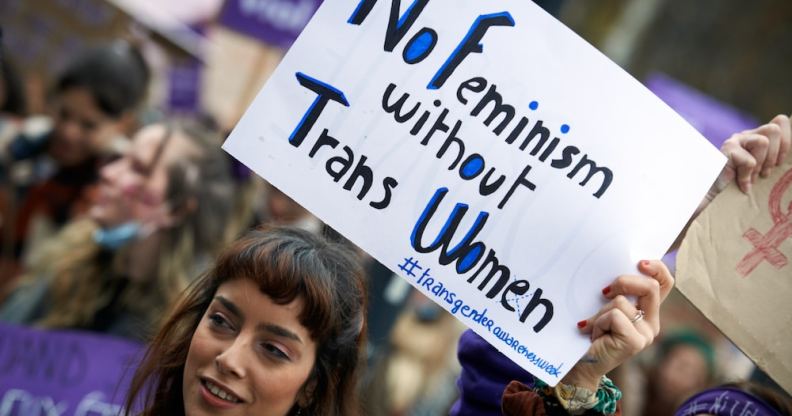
[
  {"xmin": 169, "ymin": 58, "xmax": 203, "ymax": 113},
  {"xmin": 646, "ymin": 72, "xmax": 759, "ymax": 149},
  {"xmin": 0, "ymin": 323, "xmax": 143, "ymax": 416},
  {"xmin": 218, "ymin": 0, "xmax": 323, "ymax": 50}
]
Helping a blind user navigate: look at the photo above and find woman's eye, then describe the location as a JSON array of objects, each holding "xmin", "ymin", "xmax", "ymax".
[
  {"xmin": 208, "ymin": 313, "xmax": 233, "ymax": 331},
  {"xmin": 263, "ymin": 344, "xmax": 290, "ymax": 361}
]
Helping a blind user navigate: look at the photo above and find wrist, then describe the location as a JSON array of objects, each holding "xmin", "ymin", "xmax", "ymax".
[{"xmin": 561, "ymin": 367, "xmax": 600, "ymax": 391}]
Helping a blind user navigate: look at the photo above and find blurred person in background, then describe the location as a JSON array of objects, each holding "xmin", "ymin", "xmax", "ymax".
[
  {"xmin": 0, "ymin": 121, "xmax": 234, "ymax": 340},
  {"xmin": 261, "ymin": 181, "xmax": 322, "ymax": 233},
  {"xmin": 0, "ymin": 40, "xmax": 150, "ymax": 278},
  {"xmin": 0, "ymin": 28, "xmax": 27, "ymax": 124},
  {"xmin": 0, "ymin": 27, "xmax": 28, "ymax": 280},
  {"xmin": 676, "ymin": 381, "xmax": 792, "ymax": 416},
  {"xmin": 642, "ymin": 330, "xmax": 715, "ymax": 416}
]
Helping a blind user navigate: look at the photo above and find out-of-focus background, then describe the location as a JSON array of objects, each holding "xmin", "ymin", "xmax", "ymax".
[{"xmin": 0, "ymin": 1, "xmax": 789, "ymax": 415}]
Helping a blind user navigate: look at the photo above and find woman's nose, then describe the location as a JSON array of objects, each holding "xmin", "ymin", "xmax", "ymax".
[{"xmin": 214, "ymin": 338, "xmax": 248, "ymax": 379}]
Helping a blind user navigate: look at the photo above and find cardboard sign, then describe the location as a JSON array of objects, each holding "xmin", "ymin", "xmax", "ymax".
[
  {"xmin": 223, "ymin": 0, "xmax": 725, "ymax": 384},
  {"xmin": 677, "ymin": 154, "xmax": 792, "ymax": 394},
  {"xmin": 0, "ymin": 323, "xmax": 143, "ymax": 416}
]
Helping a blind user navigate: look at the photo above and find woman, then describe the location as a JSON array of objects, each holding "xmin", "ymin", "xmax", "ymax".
[
  {"xmin": 124, "ymin": 226, "xmax": 367, "ymax": 416},
  {"xmin": 0, "ymin": 120, "xmax": 234, "ymax": 339}
]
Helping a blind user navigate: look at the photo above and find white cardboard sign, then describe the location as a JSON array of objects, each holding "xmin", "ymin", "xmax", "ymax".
[{"xmin": 223, "ymin": 0, "xmax": 725, "ymax": 385}]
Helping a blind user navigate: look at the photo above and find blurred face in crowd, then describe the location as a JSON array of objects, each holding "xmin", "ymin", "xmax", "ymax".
[
  {"xmin": 266, "ymin": 183, "xmax": 310, "ymax": 224},
  {"xmin": 48, "ymin": 87, "xmax": 120, "ymax": 167},
  {"xmin": 655, "ymin": 344, "xmax": 710, "ymax": 405},
  {"xmin": 90, "ymin": 124, "xmax": 193, "ymax": 231},
  {"xmin": 182, "ymin": 278, "xmax": 317, "ymax": 416}
]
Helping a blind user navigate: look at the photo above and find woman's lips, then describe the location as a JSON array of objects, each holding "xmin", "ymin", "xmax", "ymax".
[{"xmin": 198, "ymin": 377, "xmax": 244, "ymax": 410}]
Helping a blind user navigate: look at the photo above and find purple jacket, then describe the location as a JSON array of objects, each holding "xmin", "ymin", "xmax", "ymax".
[{"xmin": 450, "ymin": 330, "xmax": 536, "ymax": 415}]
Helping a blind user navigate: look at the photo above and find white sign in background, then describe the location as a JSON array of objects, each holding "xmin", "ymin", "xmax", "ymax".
[{"xmin": 223, "ymin": 0, "xmax": 725, "ymax": 385}]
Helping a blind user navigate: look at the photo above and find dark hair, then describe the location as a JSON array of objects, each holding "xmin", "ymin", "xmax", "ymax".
[
  {"xmin": 56, "ymin": 40, "xmax": 149, "ymax": 118},
  {"xmin": 0, "ymin": 35, "xmax": 27, "ymax": 117},
  {"xmin": 125, "ymin": 226, "xmax": 367, "ymax": 416}
]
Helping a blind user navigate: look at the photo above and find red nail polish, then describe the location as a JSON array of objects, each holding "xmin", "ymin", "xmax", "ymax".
[
  {"xmin": 602, "ymin": 286, "xmax": 611, "ymax": 295},
  {"xmin": 577, "ymin": 320, "xmax": 587, "ymax": 329}
]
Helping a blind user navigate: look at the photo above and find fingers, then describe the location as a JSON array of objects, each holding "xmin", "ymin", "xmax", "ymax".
[
  {"xmin": 637, "ymin": 259, "xmax": 674, "ymax": 301},
  {"xmin": 748, "ymin": 123, "xmax": 782, "ymax": 177},
  {"xmin": 771, "ymin": 114, "xmax": 791, "ymax": 165},
  {"xmin": 580, "ymin": 260, "xmax": 673, "ymax": 334},
  {"xmin": 719, "ymin": 115, "xmax": 792, "ymax": 194},
  {"xmin": 589, "ymin": 307, "xmax": 648, "ymax": 356},
  {"xmin": 588, "ymin": 295, "xmax": 655, "ymax": 342},
  {"xmin": 721, "ymin": 133, "xmax": 764, "ymax": 192}
]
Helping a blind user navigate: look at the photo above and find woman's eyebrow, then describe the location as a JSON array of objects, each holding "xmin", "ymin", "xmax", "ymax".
[
  {"xmin": 214, "ymin": 296, "xmax": 243, "ymax": 320},
  {"xmin": 258, "ymin": 323, "xmax": 303, "ymax": 344}
]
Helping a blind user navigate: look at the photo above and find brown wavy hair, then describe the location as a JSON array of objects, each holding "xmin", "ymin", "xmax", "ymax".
[{"xmin": 124, "ymin": 226, "xmax": 367, "ymax": 416}]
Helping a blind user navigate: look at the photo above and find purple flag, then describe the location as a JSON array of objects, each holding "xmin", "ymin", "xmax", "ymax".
[
  {"xmin": 169, "ymin": 58, "xmax": 203, "ymax": 113},
  {"xmin": 218, "ymin": 0, "xmax": 323, "ymax": 50},
  {"xmin": 0, "ymin": 323, "xmax": 143, "ymax": 416},
  {"xmin": 646, "ymin": 72, "xmax": 759, "ymax": 149}
]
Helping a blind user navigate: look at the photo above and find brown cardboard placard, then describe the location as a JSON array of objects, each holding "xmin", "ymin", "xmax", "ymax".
[{"xmin": 677, "ymin": 154, "xmax": 792, "ymax": 394}]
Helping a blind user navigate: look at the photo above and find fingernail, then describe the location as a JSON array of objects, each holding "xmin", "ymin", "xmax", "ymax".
[
  {"xmin": 577, "ymin": 320, "xmax": 587, "ymax": 329},
  {"xmin": 602, "ymin": 286, "xmax": 611, "ymax": 295},
  {"xmin": 640, "ymin": 260, "xmax": 650, "ymax": 267}
]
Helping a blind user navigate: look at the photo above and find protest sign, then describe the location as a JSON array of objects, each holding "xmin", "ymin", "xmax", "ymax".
[
  {"xmin": 223, "ymin": 0, "xmax": 725, "ymax": 384},
  {"xmin": 677, "ymin": 152, "xmax": 792, "ymax": 394},
  {"xmin": 0, "ymin": 323, "xmax": 143, "ymax": 416}
]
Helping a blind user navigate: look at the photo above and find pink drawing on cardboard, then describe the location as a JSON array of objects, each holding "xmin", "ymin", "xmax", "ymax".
[{"xmin": 737, "ymin": 167, "xmax": 792, "ymax": 277}]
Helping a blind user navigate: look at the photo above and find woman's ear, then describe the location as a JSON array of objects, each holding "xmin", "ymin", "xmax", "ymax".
[{"xmin": 296, "ymin": 371, "xmax": 318, "ymax": 409}]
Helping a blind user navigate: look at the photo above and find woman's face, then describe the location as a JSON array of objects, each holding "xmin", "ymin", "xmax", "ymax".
[
  {"xmin": 655, "ymin": 345, "xmax": 710, "ymax": 404},
  {"xmin": 182, "ymin": 278, "xmax": 318, "ymax": 416},
  {"xmin": 90, "ymin": 124, "xmax": 184, "ymax": 229}
]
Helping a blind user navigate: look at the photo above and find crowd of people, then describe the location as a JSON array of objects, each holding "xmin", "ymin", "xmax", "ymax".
[{"xmin": 0, "ymin": 24, "xmax": 790, "ymax": 416}]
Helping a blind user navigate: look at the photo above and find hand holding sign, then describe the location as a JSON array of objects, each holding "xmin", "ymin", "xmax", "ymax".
[
  {"xmin": 562, "ymin": 260, "xmax": 674, "ymax": 391},
  {"xmin": 713, "ymin": 114, "xmax": 791, "ymax": 194}
]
